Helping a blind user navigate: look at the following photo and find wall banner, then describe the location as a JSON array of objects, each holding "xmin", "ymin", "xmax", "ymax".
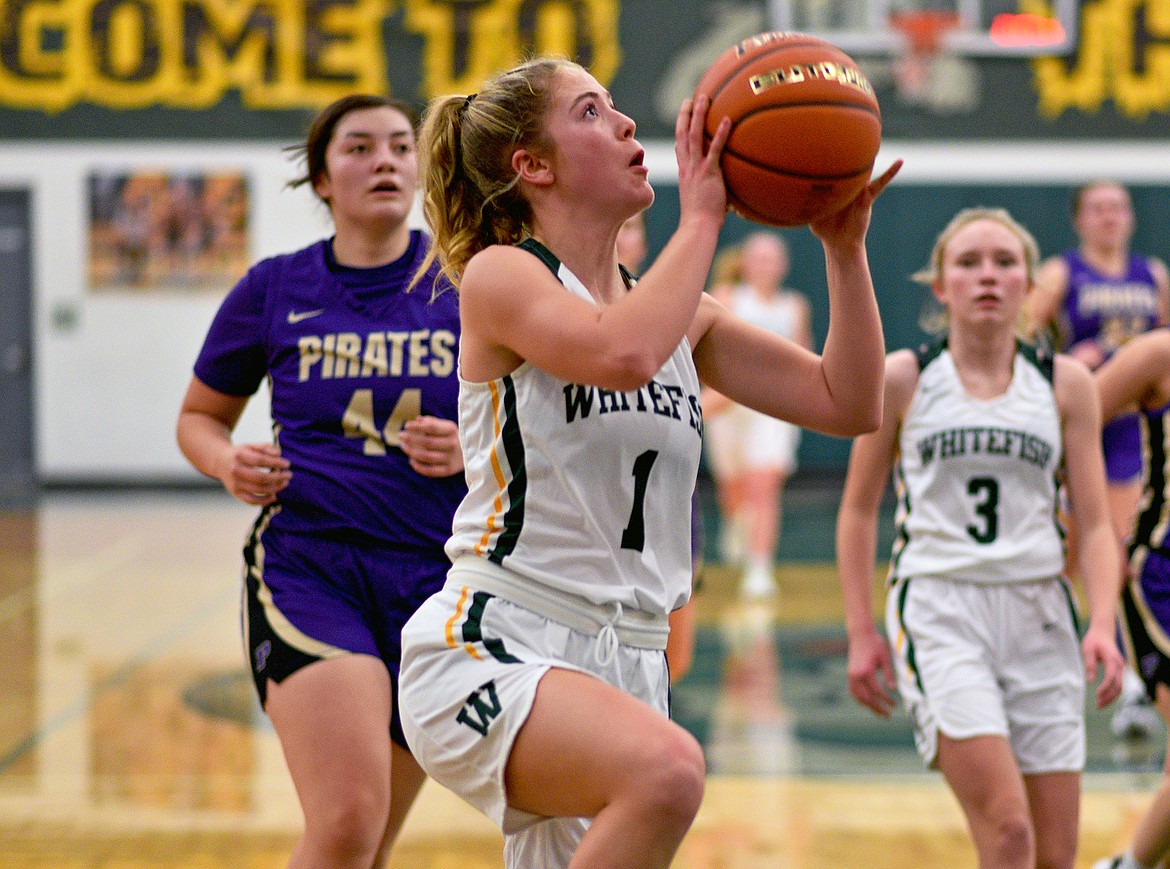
[{"xmin": 1, "ymin": 0, "xmax": 1168, "ymax": 140}]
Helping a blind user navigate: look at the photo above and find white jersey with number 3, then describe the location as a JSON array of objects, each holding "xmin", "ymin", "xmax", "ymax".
[
  {"xmin": 445, "ymin": 240, "xmax": 703, "ymax": 615},
  {"xmin": 891, "ymin": 342, "xmax": 1065, "ymax": 585}
]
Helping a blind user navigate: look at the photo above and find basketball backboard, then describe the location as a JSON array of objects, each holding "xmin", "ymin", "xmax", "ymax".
[{"xmin": 766, "ymin": 0, "xmax": 1078, "ymax": 56}]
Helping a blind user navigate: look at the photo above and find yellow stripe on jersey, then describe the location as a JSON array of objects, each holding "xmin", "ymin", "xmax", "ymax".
[
  {"xmin": 475, "ymin": 378, "xmax": 509, "ymax": 557},
  {"xmin": 443, "ymin": 585, "xmax": 483, "ymax": 660}
]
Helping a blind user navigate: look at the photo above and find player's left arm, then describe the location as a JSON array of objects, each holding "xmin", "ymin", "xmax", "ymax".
[
  {"xmin": 689, "ymin": 163, "xmax": 898, "ymax": 438},
  {"xmin": 691, "ymin": 292, "xmax": 845, "ymax": 431},
  {"xmin": 1150, "ymin": 256, "xmax": 1170, "ymax": 326},
  {"xmin": 1056, "ymin": 355, "xmax": 1125, "ymax": 708},
  {"xmin": 691, "ymin": 277, "xmax": 882, "ymax": 438},
  {"xmin": 1096, "ymin": 329, "xmax": 1170, "ymax": 424}
]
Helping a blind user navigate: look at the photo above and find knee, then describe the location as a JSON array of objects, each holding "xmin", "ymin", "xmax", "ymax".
[
  {"xmin": 304, "ymin": 786, "xmax": 390, "ymax": 858},
  {"xmin": 987, "ymin": 813, "xmax": 1034, "ymax": 867},
  {"xmin": 636, "ymin": 728, "xmax": 706, "ymax": 824}
]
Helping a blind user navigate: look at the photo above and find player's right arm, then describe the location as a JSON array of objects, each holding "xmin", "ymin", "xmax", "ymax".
[
  {"xmin": 457, "ymin": 98, "xmax": 730, "ymax": 391},
  {"xmin": 177, "ymin": 377, "xmax": 291, "ymax": 506},
  {"xmin": 835, "ymin": 350, "xmax": 917, "ymax": 718}
]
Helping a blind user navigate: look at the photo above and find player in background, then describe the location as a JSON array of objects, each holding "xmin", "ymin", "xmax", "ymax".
[
  {"xmin": 1092, "ymin": 328, "xmax": 1170, "ymax": 869},
  {"xmin": 176, "ymin": 95, "xmax": 465, "ymax": 868},
  {"xmin": 702, "ymin": 231, "xmax": 813, "ymax": 598},
  {"xmin": 397, "ymin": 56, "xmax": 899, "ymax": 868},
  {"xmin": 838, "ymin": 207, "xmax": 1124, "ymax": 869},
  {"xmin": 1024, "ymin": 180, "xmax": 1170, "ymax": 739}
]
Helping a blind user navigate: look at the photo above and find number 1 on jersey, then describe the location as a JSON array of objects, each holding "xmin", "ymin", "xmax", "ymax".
[{"xmin": 621, "ymin": 450, "xmax": 659, "ymax": 552}]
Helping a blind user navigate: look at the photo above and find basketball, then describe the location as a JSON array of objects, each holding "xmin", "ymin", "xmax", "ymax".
[{"xmin": 694, "ymin": 32, "xmax": 882, "ymax": 227}]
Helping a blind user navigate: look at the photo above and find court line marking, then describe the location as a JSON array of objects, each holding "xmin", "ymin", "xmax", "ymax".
[{"xmin": 0, "ymin": 580, "xmax": 238, "ymax": 775}]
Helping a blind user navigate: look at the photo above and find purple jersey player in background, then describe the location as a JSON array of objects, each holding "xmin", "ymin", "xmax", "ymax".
[
  {"xmin": 1093, "ymin": 328, "xmax": 1170, "ymax": 869},
  {"xmin": 1027, "ymin": 181, "xmax": 1169, "ymax": 541},
  {"xmin": 176, "ymin": 94, "xmax": 465, "ymax": 868},
  {"xmin": 1025, "ymin": 180, "xmax": 1169, "ymax": 741}
]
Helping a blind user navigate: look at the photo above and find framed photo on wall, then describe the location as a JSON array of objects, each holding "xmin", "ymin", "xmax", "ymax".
[{"xmin": 87, "ymin": 169, "xmax": 249, "ymax": 292}]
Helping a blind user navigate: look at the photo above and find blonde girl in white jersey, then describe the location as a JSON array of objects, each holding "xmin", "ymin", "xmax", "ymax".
[
  {"xmin": 398, "ymin": 55, "xmax": 899, "ymax": 869},
  {"xmin": 837, "ymin": 208, "xmax": 1125, "ymax": 869},
  {"xmin": 704, "ymin": 231, "xmax": 813, "ymax": 597}
]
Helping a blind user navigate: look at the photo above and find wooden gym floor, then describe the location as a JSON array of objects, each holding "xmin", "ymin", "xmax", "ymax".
[{"xmin": 0, "ymin": 484, "xmax": 1161, "ymax": 867}]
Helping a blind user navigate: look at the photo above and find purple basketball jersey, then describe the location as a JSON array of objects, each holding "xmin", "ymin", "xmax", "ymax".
[
  {"xmin": 1060, "ymin": 249, "xmax": 1159, "ymax": 357},
  {"xmin": 194, "ymin": 231, "xmax": 465, "ymax": 548}
]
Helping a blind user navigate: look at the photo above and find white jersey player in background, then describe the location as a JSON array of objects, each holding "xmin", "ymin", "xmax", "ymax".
[
  {"xmin": 836, "ymin": 207, "xmax": 1124, "ymax": 869},
  {"xmin": 704, "ymin": 231, "xmax": 813, "ymax": 598}
]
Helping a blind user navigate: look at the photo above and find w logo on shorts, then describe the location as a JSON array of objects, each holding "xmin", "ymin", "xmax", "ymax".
[{"xmin": 456, "ymin": 679, "xmax": 503, "ymax": 737}]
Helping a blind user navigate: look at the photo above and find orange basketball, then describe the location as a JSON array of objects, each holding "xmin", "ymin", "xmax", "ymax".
[{"xmin": 695, "ymin": 32, "xmax": 881, "ymax": 227}]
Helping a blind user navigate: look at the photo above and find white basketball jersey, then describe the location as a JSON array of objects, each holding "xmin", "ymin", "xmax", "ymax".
[
  {"xmin": 446, "ymin": 240, "xmax": 703, "ymax": 615},
  {"xmin": 890, "ymin": 342, "xmax": 1065, "ymax": 584},
  {"xmin": 729, "ymin": 283, "xmax": 801, "ymax": 340}
]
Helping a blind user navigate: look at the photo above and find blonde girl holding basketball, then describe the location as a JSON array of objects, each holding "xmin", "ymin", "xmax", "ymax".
[
  {"xmin": 837, "ymin": 208, "xmax": 1124, "ymax": 869},
  {"xmin": 396, "ymin": 56, "xmax": 899, "ymax": 868}
]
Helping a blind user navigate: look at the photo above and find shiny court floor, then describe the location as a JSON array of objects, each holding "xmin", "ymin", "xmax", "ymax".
[{"xmin": 0, "ymin": 487, "xmax": 1161, "ymax": 867}]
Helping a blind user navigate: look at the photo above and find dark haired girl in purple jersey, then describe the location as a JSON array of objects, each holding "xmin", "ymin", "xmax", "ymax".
[
  {"xmin": 177, "ymin": 94, "xmax": 465, "ymax": 868},
  {"xmin": 1025, "ymin": 180, "xmax": 1170, "ymax": 739}
]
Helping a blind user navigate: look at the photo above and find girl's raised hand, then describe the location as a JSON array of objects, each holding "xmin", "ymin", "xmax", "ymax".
[
  {"xmin": 675, "ymin": 94, "xmax": 731, "ymax": 225},
  {"xmin": 810, "ymin": 159, "xmax": 903, "ymax": 247}
]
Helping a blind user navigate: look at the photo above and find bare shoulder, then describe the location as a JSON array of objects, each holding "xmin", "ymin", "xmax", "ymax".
[
  {"xmin": 1053, "ymin": 352, "xmax": 1092, "ymax": 382},
  {"xmin": 1052, "ymin": 352, "xmax": 1094, "ymax": 410},
  {"xmin": 884, "ymin": 349, "xmax": 921, "ymax": 417},
  {"xmin": 461, "ymin": 245, "xmax": 549, "ymax": 295},
  {"xmin": 1037, "ymin": 253, "xmax": 1070, "ymax": 276},
  {"xmin": 1034, "ymin": 254, "xmax": 1071, "ymax": 291},
  {"xmin": 459, "ymin": 244, "xmax": 566, "ymax": 327},
  {"xmin": 885, "ymin": 349, "xmax": 920, "ymax": 388}
]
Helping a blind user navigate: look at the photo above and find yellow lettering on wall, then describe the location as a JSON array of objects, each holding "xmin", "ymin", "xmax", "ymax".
[
  {"xmin": 1033, "ymin": 0, "xmax": 1170, "ymax": 118},
  {"xmin": 6, "ymin": 0, "xmax": 69, "ymax": 100},
  {"xmin": 0, "ymin": 0, "xmax": 391, "ymax": 112},
  {"xmin": 0, "ymin": 0, "xmax": 619, "ymax": 112},
  {"xmin": 107, "ymin": 3, "xmax": 146, "ymax": 78},
  {"xmin": 403, "ymin": 0, "xmax": 620, "ymax": 97}
]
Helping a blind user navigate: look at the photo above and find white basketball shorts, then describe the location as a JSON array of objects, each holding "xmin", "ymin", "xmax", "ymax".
[
  {"xmin": 886, "ymin": 575, "xmax": 1084, "ymax": 774},
  {"xmin": 703, "ymin": 403, "xmax": 800, "ymax": 477},
  {"xmin": 399, "ymin": 576, "xmax": 671, "ymax": 868}
]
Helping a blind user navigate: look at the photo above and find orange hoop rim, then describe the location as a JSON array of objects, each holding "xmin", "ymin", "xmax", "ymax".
[{"xmin": 889, "ymin": 10, "xmax": 962, "ymax": 54}]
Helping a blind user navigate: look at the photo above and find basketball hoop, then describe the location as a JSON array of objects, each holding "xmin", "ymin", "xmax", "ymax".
[
  {"xmin": 889, "ymin": 10, "xmax": 964, "ymax": 105},
  {"xmin": 890, "ymin": 9, "xmax": 962, "ymax": 56}
]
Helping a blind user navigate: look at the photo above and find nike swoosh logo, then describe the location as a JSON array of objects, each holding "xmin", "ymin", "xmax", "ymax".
[{"xmin": 287, "ymin": 308, "xmax": 325, "ymax": 324}]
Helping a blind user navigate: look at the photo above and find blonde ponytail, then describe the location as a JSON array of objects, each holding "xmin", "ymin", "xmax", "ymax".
[{"xmin": 412, "ymin": 57, "xmax": 577, "ymax": 292}]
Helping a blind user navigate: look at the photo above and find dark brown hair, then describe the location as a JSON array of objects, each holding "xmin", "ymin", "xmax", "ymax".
[
  {"xmin": 1070, "ymin": 179, "xmax": 1129, "ymax": 218},
  {"xmin": 285, "ymin": 94, "xmax": 420, "ymax": 197}
]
